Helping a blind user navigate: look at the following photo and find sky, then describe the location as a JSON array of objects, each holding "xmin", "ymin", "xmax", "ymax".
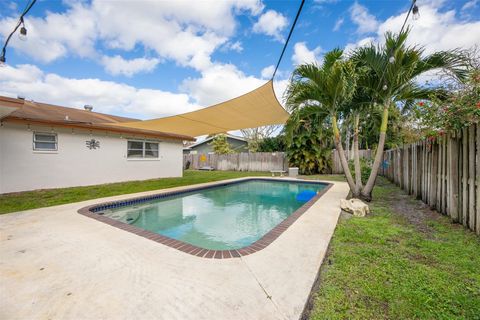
[{"xmin": 1, "ymin": 0, "xmax": 479, "ymax": 123}]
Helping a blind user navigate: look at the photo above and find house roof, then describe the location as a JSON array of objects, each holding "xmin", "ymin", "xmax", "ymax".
[
  {"xmin": 187, "ymin": 134, "xmax": 247, "ymax": 149},
  {"xmin": 0, "ymin": 96, "xmax": 195, "ymax": 141}
]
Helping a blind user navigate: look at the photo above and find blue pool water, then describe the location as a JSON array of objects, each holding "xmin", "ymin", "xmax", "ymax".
[{"xmin": 101, "ymin": 180, "xmax": 326, "ymax": 250}]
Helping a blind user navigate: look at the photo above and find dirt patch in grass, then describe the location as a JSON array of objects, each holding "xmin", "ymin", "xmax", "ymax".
[{"xmin": 377, "ymin": 182, "xmax": 441, "ymax": 235}]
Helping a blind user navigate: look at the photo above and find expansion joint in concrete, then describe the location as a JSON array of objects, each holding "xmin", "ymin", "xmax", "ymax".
[{"xmin": 239, "ymin": 256, "xmax": 288, "ymax": 320}]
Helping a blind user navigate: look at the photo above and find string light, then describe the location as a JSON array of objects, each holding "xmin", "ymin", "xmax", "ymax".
[
  {"xmin": 374, "ymin": 0, "xmax": 419, "ymax": 99},
  {"xmin": 412, "ymin": 2, "xmax": 420, "ymax": 20},
  {"xmin": 0, "ymin": 0, "xmax": 37, "ymax": 66},
  {"xmin": 18, "ymin": 18, "xmax": 27, "ymax": 41}
]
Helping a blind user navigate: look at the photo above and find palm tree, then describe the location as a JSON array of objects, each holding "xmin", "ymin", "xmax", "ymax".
[
  {"xmin": 343, "ymin": 70, "xmax": 373, "ymax": 195},
  {"xmin": 285, "ymin": 49, "xmax": 358, "ymax": 193},
  {"xmin": 285, "ymin": 30, "xmax": 467, "ymax": 201},
  {"xmin": 352, "ymin": 29, "xmax": 467, "ymax": 200}
]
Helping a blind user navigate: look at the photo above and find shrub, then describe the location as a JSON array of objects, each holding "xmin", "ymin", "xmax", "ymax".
[
  {"xmin": 209, "ymin": 134, "xmax": 233, "ymax": 154},
  {"xmin": 348, "ymin": 157, "xmax": 372, "ymax": 185}
]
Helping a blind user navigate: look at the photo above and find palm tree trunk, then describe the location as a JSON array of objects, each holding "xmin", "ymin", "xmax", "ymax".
[
  {"xmin": 361, "ymin": 104, "xmax": 389, "ymax": 201},
  {"xmin": 350, "ymin": 134, "xmax": 355, "ymax": 161},
  {"xmin": 353, "ymin": 113, "xmax": 362, "ymax": 195},
  {"xmin": 332, "ymin": 115, "xmax": 356, "ymax": 193}
]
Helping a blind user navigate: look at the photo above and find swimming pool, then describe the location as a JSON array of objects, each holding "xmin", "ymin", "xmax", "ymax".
[{"xmin": 79, "ymin": 178, "xmax": 331, "ymax": 258}]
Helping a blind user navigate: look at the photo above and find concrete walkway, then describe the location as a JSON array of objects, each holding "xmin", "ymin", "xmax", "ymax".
[{"xmin": 0, "ymin": 178, "xmax": 349, "ymax": 320}]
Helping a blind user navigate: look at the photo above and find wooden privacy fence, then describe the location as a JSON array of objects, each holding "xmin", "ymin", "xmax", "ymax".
[
  {"xmin": 332, "ymin": 149, "xmax": 372, "ymax": 174},
  {"xmin": 186, "ymin": 150, "xmax": 372, "ymax": 173},
  {"xmin": 184, "ymin": 152, "xmax": 287, "ymax": 172},
  {"xmin": 381, "ymin": 124, "xmax": 480, "ymax": 235}
]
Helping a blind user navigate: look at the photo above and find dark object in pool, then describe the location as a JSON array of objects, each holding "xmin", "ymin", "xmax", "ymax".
[
  {"xmin": 126, "ymin": 217, "xmax": 134, "ymax": 222},
  {"xmin": 296, "ymin": 190, "xmax": 316, "ymax": 202},
  {"xmin": 98, "ymin": 212, "xmax": 105, "ymax": 215}
]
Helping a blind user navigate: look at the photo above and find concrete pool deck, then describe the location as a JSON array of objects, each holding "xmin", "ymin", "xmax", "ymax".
[{"xmin": 0, "ymin": 177, "xmax": 349, "ymax": 320}]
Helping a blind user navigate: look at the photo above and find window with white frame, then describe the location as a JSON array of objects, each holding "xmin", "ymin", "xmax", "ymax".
[
  {"xmin": 33, "ymin": 132, "xmax": 57, "ymax": 151},
  {"xmin": 127, "ymin": 140, "xmax": 159, "ymax": 158}
]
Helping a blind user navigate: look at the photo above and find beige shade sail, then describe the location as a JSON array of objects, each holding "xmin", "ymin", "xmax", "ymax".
[{"xmin": 108, "ymin": 80, "xmax": 290, "ymax": 137}]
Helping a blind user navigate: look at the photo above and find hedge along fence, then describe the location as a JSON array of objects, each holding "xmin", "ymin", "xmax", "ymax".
[
  {"xmin": 183, "ymin": 152, "xmax": 288, "ymax": 172},
  {"xmin": 381, "ymin": 124, "xmax": 480, "ymax": 235}
]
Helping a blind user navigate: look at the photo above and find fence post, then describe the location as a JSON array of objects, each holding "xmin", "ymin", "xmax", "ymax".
[
  {"xmin": 436, "ymin": 139, "xmax": 441, "ymax": 210},
  {"xmin": 430, "ymin": 141, "xmax": 438, "ymax": 209},
  {"xmin": 476, "ymin": 123, "xmax": 480, "ymax": 235},
  {"xmin": 468, "ymin": 125, "xmax": 475, "ymax": 231},
  {"xmin": 416, "ymin": 143, "xmax": 421, "ymax": 199},
  {"xmin": 449, "ymin": 133, "xmax": 460, "ymax": 222},
  {"xmin": 462, "ymin": 128, "xmax": 468, "ymax": 226},
  {"xmin": 442, "ymin": 136, "xmax": 447, "ymax": 214}
]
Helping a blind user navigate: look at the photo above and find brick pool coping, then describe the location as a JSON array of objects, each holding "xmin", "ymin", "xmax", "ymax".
[{"xmin": 78, "ymin": 178, "xmax": 333, "ymax": 259}]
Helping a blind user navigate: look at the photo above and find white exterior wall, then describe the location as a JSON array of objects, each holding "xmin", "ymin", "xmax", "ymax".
[{"xmin": 0, "ymin": 122, "xmax": 184, "ymax": 194}]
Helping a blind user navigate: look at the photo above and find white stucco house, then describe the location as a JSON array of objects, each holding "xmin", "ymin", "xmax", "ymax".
[{"xmin": 0, "ymin": 96, "xmax": 194, "ymax": 194}]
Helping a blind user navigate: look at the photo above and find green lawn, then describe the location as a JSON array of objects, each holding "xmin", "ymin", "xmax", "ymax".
[
  {"xmin": 0, "ymin": 170, "xmax": 269, "ymax": 214},
  {"xmin": 309, "ymin": 178, "xmax": 480, "ymax": 320}
]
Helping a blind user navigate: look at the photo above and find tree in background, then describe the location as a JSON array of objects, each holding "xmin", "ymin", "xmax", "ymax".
[
  {"xmin": 257, "ymin": 135, "xmax": 286, "ymax": 152},
  {"xmin": 210, "ymin": 134, "xmax": 233, "ymax": 154},
  {"xmin": 241, "ymin": 125, "xmax": 281, "ymax": 152},
  {"xmin": 412, "ymin": 49, "xmax": 479, "ymax": 134},
  {"xmin": 284, "ymin": 105, "xmax": 333, "ymax": 174}
]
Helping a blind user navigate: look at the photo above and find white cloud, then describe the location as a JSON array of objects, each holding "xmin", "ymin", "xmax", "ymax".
[
  {"xmin": 101, "ymin": 55, "xmax": 160, "ymax": 77},
  {"xmin": 0, "ymin": 64, "xmax": 199, "ymax": 119},
  {"xmin": 261, "ymin": 65, "xmax": 275, "ymax": 79},
  {"xmin": 349, "ymin": 2, "xmax": 379, "ymax": 34},
  {"xmin": 343, "ymin": 37, "xmax": 375, "ymax": 54},
  {"xmin": 377, "ymin": 4, "xmax": 480, "ymax": 54},
  {"xmin": 0, "ymin": 0, "xmax": 264, "ymax": 71},
  {"xmin": 223, "ymin": 40, "xmax": 243, "ymax": 52},
  {"xmin": 344, "ymin": 2, "xmax": 480, "ymax": 56},
  {"xmin": 273, "ymin": 79, "xmax": 289, "ymax": 105},
  {"xmin": 291, "ymin": 42, "xmax": 322, "ymax": 65},
  {"xmin": 333, "ymin": 18, "xmax": 344, "ymax": 32},
  {"xmin": 252, "ymin": 10, "xmax": 288, "ymax": 41},
  {"xmin": 7, "ymin": 1, "xmax": 18, "ymax": 11},
  {"xmin": 462, "ymin": 0, "xmax": 479, "ymax": 11},
  {"xmin": 181, "ymin": 63, "xmax": 266, "ymax": 106}
]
